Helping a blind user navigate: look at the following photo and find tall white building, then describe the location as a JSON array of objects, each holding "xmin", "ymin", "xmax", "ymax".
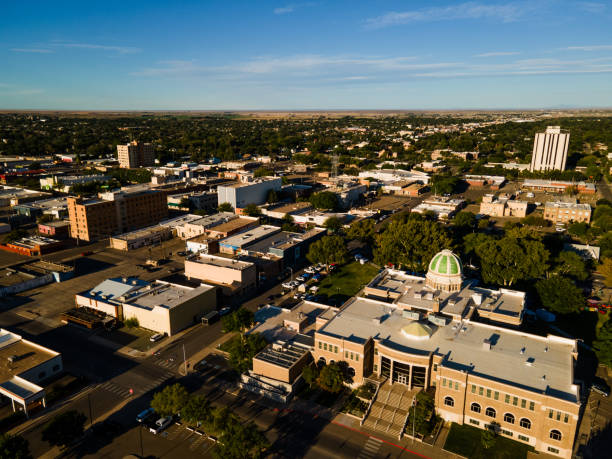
[{"xmin": 529, "ymin": 126, "xmax": 570, "ymax": 172}]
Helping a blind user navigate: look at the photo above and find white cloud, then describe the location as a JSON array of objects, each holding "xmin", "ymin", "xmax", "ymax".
[
  {"xmin": 365, "ymin": 2, "xmax": 531, "ymax": 29},
  {"xmin": 474, "ymin": 51, "xmax": 521, "ymax": 57},
  {"xmin": 563, "ymin": 45, "xmax": 612, "ymax": 51},
  {"xmin": 53, "ymin": 42, "xmax": 141, "ymax": 54},
  {"xmin": 10, "ymin": 48, "xmax": 54, "ymax": 54},
  {"xmin": 274, "ymin": 3, "xmax": 316, "ymax": 15}
]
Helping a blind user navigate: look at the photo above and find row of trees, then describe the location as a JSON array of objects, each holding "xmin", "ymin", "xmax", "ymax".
[{"xmin": 151, "ymin": 383, "xmax": 269, "ymax": 458}]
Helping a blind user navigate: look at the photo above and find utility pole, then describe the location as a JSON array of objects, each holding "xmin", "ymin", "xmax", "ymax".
[{"xmin": 88, "ymin": 392, "xmax": 93, "ymax": 429}]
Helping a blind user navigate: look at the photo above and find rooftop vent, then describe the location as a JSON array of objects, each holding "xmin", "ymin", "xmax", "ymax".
[
  {"xmin": 520, "ymin": 347, "xmax": 525, "ymax": 355},
  {"xmin": 7, "ymin": 355, "xmax": 18, "ymax": 363},
  {"xmin": 472, "ymin": 293, "xmax": 483, "ymax": 305},
  {"xmin": 122, "ymin": 277, "xmax": 128, "ymax": 283},
  {"xmin": 482, "ymin": 338, "xmax": 493, "ymax": 350},
  {"xmin": 525, "ymin": 357, "xmax": 535, "ymax": 366},
  {"xmin": 414, "ymin": 292, "xmax": 422, "ymax": 300},
  {"xmin": 132, "ymin": 280, "xmax": 138, "ymax": 285}
]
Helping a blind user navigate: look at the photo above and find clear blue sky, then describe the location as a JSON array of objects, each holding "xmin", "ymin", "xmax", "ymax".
[{"xmin": 1, "ymin": 1, "xmax": 611, "ymax": 109}]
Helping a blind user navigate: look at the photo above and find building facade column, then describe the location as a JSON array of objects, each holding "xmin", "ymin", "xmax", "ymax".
[{"xmin": 408, "ymin": 364, "xmax": 413, "ymax": 389}]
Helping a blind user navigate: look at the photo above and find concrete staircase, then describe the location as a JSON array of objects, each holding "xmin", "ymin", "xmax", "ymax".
[{"xmin": 362, "ymin": 382, "xmax": 414, "ymax": 439}]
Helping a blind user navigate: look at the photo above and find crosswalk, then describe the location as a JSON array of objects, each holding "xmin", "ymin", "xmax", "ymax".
[
  {"xmin": 357, "ymin": 436, "xmax": 383, "ymax": 459},
  {"xmin": 154, "ymin": 358, "xmax": 180, "ymax": 370},
  {"xmin": 98, "ymin": 370, "xmax": 174, "ymax": 398}
]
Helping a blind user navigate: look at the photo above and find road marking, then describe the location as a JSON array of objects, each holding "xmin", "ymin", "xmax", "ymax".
[
  {"xmin": 99, "ymin": 381, "xmax": 132, "ymax": 399},
  {"xmin": 358, "ymin": 437, "xmax": 383, "ymax": 459}
]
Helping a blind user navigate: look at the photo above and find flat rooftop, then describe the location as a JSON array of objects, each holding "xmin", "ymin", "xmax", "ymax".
[
  {"xmin": 208, "ymin": 217, "xmax": 256, "ymax": 234},
  {"xmin": 0, "ymin": 331, "xmax": 57, "ymax": 382},
  {"xmin": 255, "ymin": 340, "xmax": 311, "ymax": 369},
  {"xmin": 267, "ymin": 201, "xmax": 312, "ymax": 214},
  {"xmin": 183, "ymin": 212, "xmax": 236, "ymax": 229},
  {"xmin": 220, "ymin": 178, "xmax": 280, "ymax": 189},
  {"xmin": 112, "ymin": 225, "xmax": 171, "ymax": 242},
  {"xmin": 251, "ymin": 302, "xmax": 333, "ymax": 341},
  {"xmin": 7, "ymin": 235, "xmax": 61, "ymax": 248},
  {"xmin": 220, "ymin": 225, "xmax": 280, "ymax": 249},
  {"xmin": 319, "ymin": 297, "xmax": 577, "ymax": 402},
  {"xmin": 188, "ymin": 254, "xmax": 253, "ymax": 270},
  {"xmin": 130, "ymin": 281, "xmax": 215, "ymax": 311}
]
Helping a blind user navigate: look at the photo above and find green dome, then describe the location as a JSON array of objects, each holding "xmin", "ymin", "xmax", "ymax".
[{"xmin": 428, "ymin": 250, "xmax": 462, "ymax": 276}]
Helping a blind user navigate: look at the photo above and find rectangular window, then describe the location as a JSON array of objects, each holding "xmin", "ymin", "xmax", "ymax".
[
  {"xmin": 494, "ymin": 391, "xmax": 499, "ymax": 401},
  {"xmin": 548, "ymin": 447, "xmax": 559, "ymax": 454},
  {"xmin": 505, "ymin": 394, "xmax": 511, "ymax": 404},
  {"xmin": 442, "ymin": 378, "xmax": 447, "ymax": 387},
  {"xmin": 501, "ymin": 429, "xmax": 513, "ymax": 437},
  {"xmin": 374, "ymin": 364, "xmax": 378, "ymax": 372},
  {"xmin": 564, "ymin": 414, "xmax": 569, "ymax": 423},
  {"xmin": 374, "ymin": 348, "xmax": 378, "ymax": 355},
  {"xmin": 345, "ymin": 351, "xmax": 349, "ymax": 359},
  {"xmin": 356, "ymin": 354, "xmax": 359, "ymax": 362},
  {"xmin": 334, "ymin": 346, "xmax": 338, "ymax": 353},
  {"xmin": 518, "ymin": 435, "xmax": 529, "ymax": 442},
  {"xmin": 479, "ymin": 387, "xmax": 484, "ymax": 396},
  {"xmin": 324, "ymin": 343, "xmax": 327, "ymax": 351},
  {"xmin": 318, "ymin": 342, "xmax": 322, "ymax": 349},
  {"xmin": 513, "ymin": 396, "xmax": 518, "ymax": 406},
  {"xmin": 469, "ymin": 419, "xmax": 479, "ymax": 426},
  {"xmin": 454, "ymin": 382, "xmax": 459, "ymax": 390},
  {"xmin": 549, "ymin": 410, "xmax": 553, "ymax": 419},
  {"xmin": 471, "ymin": 385, "xmax": 476, "ymax": 394},
  {"xmin": 556, "ymin": 411, "xmax": 561, "ymax": 421},
  {"xmin": 521, "ymin": 399, "xmax": 526, "ymax": 409},
  {"xmin": 486, "ymin": 389, "xmax": 491, "ymax": 398},
  {"xmin": 529, "ymin": 401, "xmax": 535, "ymax": 411},
  {"xmin": 433, "ymin": 364, "xmax": 437, "ymax": 371}
]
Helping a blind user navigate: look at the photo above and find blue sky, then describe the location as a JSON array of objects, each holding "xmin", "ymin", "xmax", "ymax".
[{"xmin": 1, "ymin": 1, "xmax": 611, "ymax": 109}]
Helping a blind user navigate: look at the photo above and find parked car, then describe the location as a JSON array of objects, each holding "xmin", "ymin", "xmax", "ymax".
[
  {"xmin": 328, "ymin": 263, "xmax": 338, "ymax": 272},
  {"xmin": 592, "ymin": 377, "xmax": 610, "ymax": 397},
  {"xmin": 312, "ymin": 273, "xmax": 323, "ymax": 282},
  {"xmin": 219, "ymin": 307, "xmax": 231, "ymax": 316},
  {"xmin": 354, "ymin": 254, "xmax": 363, "ymax": 261},
  {"xmin": 150, "ymin": 333, "xmax": 165, "ymax": 343},
  {"xmin": 296, "ymin": 274, "xmax": 310, "ymax": 282},
  {"xmin": 304, "ymin": 266, "xmax": 316, "ymax": 274},
  {"xmin": 359, "ymin": 257, "xmax": 369, "ymax": 264},
  {"xmin": 282, "ymin": 282, "xmax": 294, "ymax": 289},
  {"xmin": 136, "ymin": 407, "xmax": 156, "ymax": 423},
  {"xmin": 149, "ymin": 416, "xmax": 173, "ymax": 434},
  {"xmin": 314, "ymin": 264, "xmax": 325, "ymax": 272}
]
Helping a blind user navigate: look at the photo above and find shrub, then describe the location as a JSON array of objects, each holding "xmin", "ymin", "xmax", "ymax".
[{"xmin": 124, "ymin": 317, "xmax": 139, "ymax": 328}]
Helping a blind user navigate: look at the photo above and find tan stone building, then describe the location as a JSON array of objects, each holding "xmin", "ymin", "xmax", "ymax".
[
  {"xmin": 480, "ymin": 194, "xmax": 528, "ymax": 218},
  {"xmin": 185, "ymin": 253, "xmax": 256, "ymax": 296},
  {"xmin": 544, "ymin": 200, "xmax": 591, "ymax": 224},
  {"xmin": 68, "ymin": 189, "xmax": 168, "ymax": 241},
  {"xmin": 117, "ymin": 141, "xmax": 154, "ymax": 168}
]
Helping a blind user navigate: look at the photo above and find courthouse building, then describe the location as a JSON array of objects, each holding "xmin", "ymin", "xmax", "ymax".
[{"xmin": 251, "ymin": 250, "xmax": 581, "ymax": 458}]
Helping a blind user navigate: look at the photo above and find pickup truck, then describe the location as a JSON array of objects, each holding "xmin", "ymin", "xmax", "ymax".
[{"xmin": 149, "ymin": 416, "xmax": 173, "ymax": 434}]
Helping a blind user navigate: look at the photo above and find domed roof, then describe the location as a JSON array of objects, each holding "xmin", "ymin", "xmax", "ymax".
[
  {"xmin": 428, "ymin": 250, "xmax": 462, "ymax": 277},
  {"xmin": 401, "ymin": 321, "xmax": 432, "ymax": 340}
]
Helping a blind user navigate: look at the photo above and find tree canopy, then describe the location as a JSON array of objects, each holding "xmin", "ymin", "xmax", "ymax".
[
  {"xmin": 226, "ymin": 333, "xmax": 267, "ymax": 373},
  {"xmin": 218, "ymin": 202, "xmax": 234, "ymax": 213},
  {"xmin": 306, "ymin": 235, "xmax": 348, "ymax": 266},
  {"xmin": 41, "ymin": 410, "xmax": 87, "ymax": 449},
  {"xmin": 317, "ymin": 363, "xmax": 344, "ymax": 393},
  {"xmin": 222, "ymin": 308, "xmax": 254, "ymax": 333},
  {"xmin": 151, "ymin": 383, "xmax": 190, "ymax": 416},
  {"xmin": 374, "ymin": 215, "xmax": 453, "ymax": 272},
  {"xmin": 346, "ymin": 218, "xmax": 376, "ymax": 244},
  {"xmin": 309, "ymin": 191, "xmax": 339, "ymax": 210},
  {"xmin": 535, "ymin": 276, "xmax": 584, "ymax": 315},
  {"xmin": 0, "ymin": 433, "xmax": 31, "ymax": 459}
]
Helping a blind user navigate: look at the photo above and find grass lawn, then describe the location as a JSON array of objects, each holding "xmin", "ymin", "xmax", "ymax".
[
  {"xmin": 444, "ymin": 423, "xmax": 533, "ymax": 459},
  {"xmin": 317, "ymin": 261, "xmax": 379, "ymax": 305},
  {"xmin": 100, "ymin": 325, "xmax": 159, "ymax": 352}
]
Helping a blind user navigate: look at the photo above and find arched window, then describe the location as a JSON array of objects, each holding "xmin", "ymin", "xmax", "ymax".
[
  {"xmin": 470, "ymin": 403, "xmax": 481, "ymax": 413},
  {"xmin": 520, "ymin": 418, "xmax": 531, "ymax": 429},
  {"xmin": 550, "ymin": 430, "xmax": 562, "ymax": 441},
  {"xmin": 504, "ymin": 413, "xmax": 515, "ymax": 424},
  {"xmin": 444, "ymin": 396, "xmax": 454, "ymax": 407},
  {"xmin": 485, "ymin": 407, "xmax": 496, "ymax": 418}
]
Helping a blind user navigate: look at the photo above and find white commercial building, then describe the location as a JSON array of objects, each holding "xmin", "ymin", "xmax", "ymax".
[
  {"xmin": 530, "ymin": 126, "xmax": 570, "ymax": 172},
  {"xmin": 217, "ymin": 177, "xmax": 282, "ymax": 209}
]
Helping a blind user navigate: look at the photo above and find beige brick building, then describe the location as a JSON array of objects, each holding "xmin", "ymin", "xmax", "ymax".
[
  {"xmin": 117, "ymin": 141, "xmax": 154, "ymax": 168},
  {"xmin": 68, "ymin": 189, "xmax": 168, "ymax": 241},
  {"xmin": 544, "ymin": 200, "xmax": 591, "ymax": 224},
  {"xmin": 480, "ymin": 194, "xmax": 528, "ymax": 218}
]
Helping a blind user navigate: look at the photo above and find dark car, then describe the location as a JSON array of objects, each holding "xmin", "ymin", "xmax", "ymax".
[{"xmin": 592, "ymin": 377, "xmax": 610, "ymax": 397}]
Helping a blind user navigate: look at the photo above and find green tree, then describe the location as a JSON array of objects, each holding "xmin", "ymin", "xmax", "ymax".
[
  {"xmin": 475, "ymin": 234, "xmax": 549, "ymax": 286},
  {"xmin": 551, "ymin": 251, "xmax": 589, "ymax": 281},
  {"xmin": 406, "ymin": 391, "xmax": 435, "ymax": 435},
  {"xmin": 568, "ymin": 221, "xmax": 589, "ymax": 237},
  {"xmin": 593, "ymin": 317, "xmax": 612, "ymax": 366},
  {"xmin": 306, "ymin": 235, "xmax": 348, "ymax": 266},
  {"xmin": 181, "ymin": 395, "xmax": 211, "ymax": 426},
  {"xmin": 374, "ymin": 216, "xmax": 453, "ymax": 272},
  {"xmin": 600, "ymin": 257, "xmax": 612, "ymax": 287},
  {"xmin": 266, "ymin": 189, "xmax": 278, "ymax": 204},
  {"xmin": 431, "ymin": 175, "xmax": 459, "ymax": 195},
  {"xmin": 0, "ymin": 433, "xmax": 32, "ymax": 459},
  {"xmin": 242, "ymin": 203, "xmax": 262, "ymax": 217},
  {"xmin": 222, "ymin": 308, "xmax": 254, "ymax": 333},
  {"xmin": 41, "ymin": 410, "xmax": 87, "ymax": 449},
  {"xmin": 323, "ymin": 216, "xmax": 343, "ymax": 234},
  {"xmin": 218, "ymin": 202, "xmax": 234, "ymax": 213},
  {"xmin": 535, "ymin": 276, "xmax": 584, "ymax": 315},
  {"xmin": 226, "ymin": 333, "xmax": 267, "ymax": 373},
  {"xmin": 317, "ymin": 363, "xmax": 344, "ymax": 393},
  {"xmin": 37, "ymin": 214, "xmax": 54, "ymax": 224},
  {"xmin": 309, "ymin": 191, "xmax": 339, "ymax": 210},
  {"xmin": 151, "ymin": 383, "xmax": 190, "ymax": 416},
  {"xmin": 453, "ymin": 211, "xmax": 476, "ymax": 228},
  {"xmin": 3, "ymin": 229, "xmax": 28, "ymax": 243},
  {"xmin": 213, "ymin": 420, "xmax": 269, "ymax": 459},
  {"xmin": 280, "ymin": 214, "xmax": 299, "ymax": 232},
  {"xmin": 346, "ymin": 218, "xmax": 376, "ymax": 244},
  {"xmin": 481, "ymin": 428, "xmax": 496, "ymax": 449},
  {"xmin": 302, "ymin": 364, "xmax": 319, "ymax": 388},
  {"xmin": 253, "ymin": 167, "xmax": 273, "ymax": 178}
]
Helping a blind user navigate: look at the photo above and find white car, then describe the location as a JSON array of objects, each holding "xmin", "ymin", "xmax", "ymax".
[
  {"xmin": 150, "ymin": 416, "xmax": 173, "ymax": 434},
  {"xmin": 282, "ymin": 282, "xmax": 294, "ymax": 289},
  {"xmin": 304, "ymin": 266, "xmax": 316, "ymax": 274}
]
